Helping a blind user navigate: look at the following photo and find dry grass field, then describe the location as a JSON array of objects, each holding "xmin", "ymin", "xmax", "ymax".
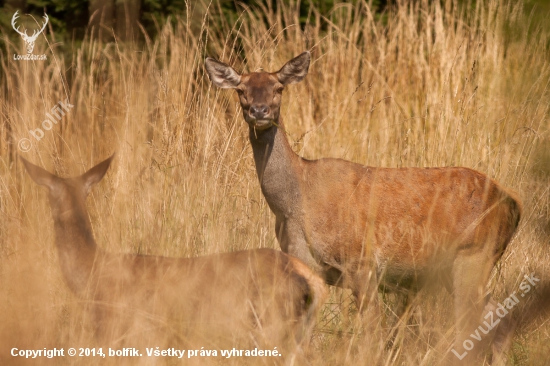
[{"xmin": 0, "ymin": 0, "xmax": 549, "ymax": 364}]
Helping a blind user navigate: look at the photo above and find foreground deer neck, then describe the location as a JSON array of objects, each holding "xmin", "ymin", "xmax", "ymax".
[
  {"xmin": 52, "ymin": 201, "xmax": 98, "ymax": 294},
  {"xmin": 21, "ymin": 156, "xmax": 112, "ymax": 296},
  {"xmin": 249, "ymin": 120, "xmax": 302, "ymax": 219},
  {"xmin": 52, "ymin": 193, "xmax": 97, "ymax": 294}
]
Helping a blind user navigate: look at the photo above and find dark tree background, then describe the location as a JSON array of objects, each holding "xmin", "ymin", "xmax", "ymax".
[
  {"xmin": 0, "ymin": 1, "xmax": 355, "ymax": 39},
  {"xmin": 0, "ymin": 0, "xmax": 546, "ymax": 53},
  {"xmin": 0, "ymin": 0, "xmax": 390, "ymax": 43}
]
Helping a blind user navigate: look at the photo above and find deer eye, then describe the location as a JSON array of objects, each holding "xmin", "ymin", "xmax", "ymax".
[
  {"xmin": 275, "ymin": 86, "xmax": 284, "ymax": 94},
  {"xmin": 236, "ymin": 89, "xmax": 247, "ymax": 99}
]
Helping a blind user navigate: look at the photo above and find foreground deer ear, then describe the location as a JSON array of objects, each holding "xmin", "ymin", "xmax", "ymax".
[
  {"xmin": 20, "ymin": 156, "xmax": 58, "ymax": 190},
  {"xmin": 80, "ymin": 154, "xmax": 114, "ymax": 195},
  {"xmin": 205, "ymin": 57, "xmax": 241, "ymax": 89},
  {"xmin": 277, "ymin": 51, "xmax": 310, "ymax": 85}
]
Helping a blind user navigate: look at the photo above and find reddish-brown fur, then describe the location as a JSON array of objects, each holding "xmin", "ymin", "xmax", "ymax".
[{"xmin": 205, "ymin": 51, "xmax": 521, "ymax": 363}]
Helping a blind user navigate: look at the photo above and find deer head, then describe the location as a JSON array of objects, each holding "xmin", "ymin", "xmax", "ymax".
[
  {"xmin": 20, "ymin": 155, "xmax": 114, "ymax": 219},
  {"xmin": 11, "ymin": 10, "xmax": 49, "ymax": 54},
  {"xmin": 205, "ymin": 52, "xmax": 310, "ymax": 131}
]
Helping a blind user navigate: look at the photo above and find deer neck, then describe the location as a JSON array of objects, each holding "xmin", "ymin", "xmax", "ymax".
[
  {"xmin": 249, "ymin": 119, "xmax": 303, "ymax": 219},
  {"xmin": 52, "ymin": 205, "xmax": 98, "ymax": 296}
]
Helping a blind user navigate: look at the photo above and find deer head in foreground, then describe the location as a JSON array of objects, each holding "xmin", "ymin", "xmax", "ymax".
[
  {"xmin": 20, "ymin": 155, "xmax": 326, "ymax": 352},
  {"xmin": 205, "ymin": 52, "xmax": 522, "ymax": 364},
  {"xmin": 11, "ymin": 10, "xmax": 49, "ymax": 54}
]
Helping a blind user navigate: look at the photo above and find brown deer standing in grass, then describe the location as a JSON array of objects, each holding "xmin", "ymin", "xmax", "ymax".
[
  {"xmin": 20, "ymin": 154, "xmax": 326, "ymax": 354},
  {"xmin": 205, "ymin": 51, "xmax": 522, "ymax": 363}
]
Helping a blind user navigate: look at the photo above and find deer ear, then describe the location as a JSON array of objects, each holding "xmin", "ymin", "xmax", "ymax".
[
  {"xmin": 20, "ymin": 156, "xmax": 58, "ymax": 190},
  {"xmin": 277, "ymin": 51, "xmax": 310, "ymax": 85},
  {"xmin": 80, "ymin": 154, "xmax": 114, "ymax": 195},
  {"xmin": 205, "ymin": 57, "xmax": 241, "ymax": 89}
]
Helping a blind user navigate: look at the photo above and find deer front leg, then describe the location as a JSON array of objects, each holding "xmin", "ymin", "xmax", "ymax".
[{"xmin": 275, "ymin": 217, "xmax": 324, "ymax": 276}]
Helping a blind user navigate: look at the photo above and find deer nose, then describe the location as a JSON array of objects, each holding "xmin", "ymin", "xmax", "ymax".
[{"xmin": 249, "ymin": 104, "xmax": 270, "ymax": 119}]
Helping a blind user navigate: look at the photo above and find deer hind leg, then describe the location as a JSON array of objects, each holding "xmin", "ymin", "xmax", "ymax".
[
  {"xmin": 450, "ymin": 251, "xmax": 496, "ymax": 364},
  {"xmin": 482, "ymin": 297, "xmax": 517, "ymax": 366}
]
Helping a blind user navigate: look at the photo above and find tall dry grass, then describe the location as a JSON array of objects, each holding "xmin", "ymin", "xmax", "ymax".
[{"xmin": 0, "ymin": 0, "xmax": 549, "ymax": 364}]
